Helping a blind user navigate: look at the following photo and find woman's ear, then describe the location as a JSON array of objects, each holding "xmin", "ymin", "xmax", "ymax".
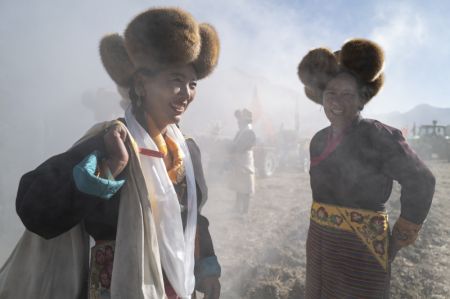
[
  {"xmin": 358, "ymin": 100, "xmax": 365, "ymax": 111},
  {"xmin": 357, "ymin": 90, "xmax": 366, "ymax": 111},
  {"xmin": 133, "ymin": 74, "xmax": 146, "ymax": 98}
]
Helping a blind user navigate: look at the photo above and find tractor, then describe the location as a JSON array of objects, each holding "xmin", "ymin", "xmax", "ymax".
[{"xmin": 409, "ymin": 120, "xmax": 450, "ymax": 161}]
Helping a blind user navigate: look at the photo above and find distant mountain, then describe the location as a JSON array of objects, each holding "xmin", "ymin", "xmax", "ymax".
[
  {"xmin": 184, "ymin": 69, "xmax": 449, "ymax": 140},
  {"xmin": 373, "ymin": 104, "xmax": 450, "ymax": 131}
]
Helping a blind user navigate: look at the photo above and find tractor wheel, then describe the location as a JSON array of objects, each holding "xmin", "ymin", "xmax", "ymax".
[
  {"xmin": 260, "ymin": 152, "xmax": 277, "ymax": 177},
  {"xmin": 303, "ymin": 157, "xmax": 310, "ymax": 173}
]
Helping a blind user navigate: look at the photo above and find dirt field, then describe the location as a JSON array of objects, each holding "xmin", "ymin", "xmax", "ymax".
[{"xmin": 202, "ymin": 161, "xmax": 450, "ymax": 299}]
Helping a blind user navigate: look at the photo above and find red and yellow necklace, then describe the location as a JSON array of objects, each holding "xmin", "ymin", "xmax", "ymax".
[{"xmin": 144, "ymin": 114, "xmax": 185, "ymax": 184}]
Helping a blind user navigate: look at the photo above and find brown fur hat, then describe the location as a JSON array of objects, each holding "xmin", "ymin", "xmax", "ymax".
[
  {"xmin": 193, "ymin": 24, "xmax": 221, "ymax": 79},
  {"xmin": 297, "ymin": 38, "xmax": 384, "ymax": 105},
  {"xmin": 100, "ymin": 34, "xmax": 135, "ymax": 87},
  {"xmin": 100, "ymin": 7, "xmax": 220, "ymax": 87}
]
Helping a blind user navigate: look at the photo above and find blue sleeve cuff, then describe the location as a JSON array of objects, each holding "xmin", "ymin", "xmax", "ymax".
[
  {"xmin": 195, "ymin": 256, "xmax": 221, "ymax": 282},
  {"xmin": 72, "ymin": 151, "xmax": 125, "ymax": 200}
]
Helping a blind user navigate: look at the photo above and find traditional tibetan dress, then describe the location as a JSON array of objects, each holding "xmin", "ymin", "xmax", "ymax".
[
  {"xmin": 14, "ymin": 118, "xmax": 220, "ymax": 299},
  {"xmin": 306, "ymin": 116, "xmax": 435, "ymax": 299}
]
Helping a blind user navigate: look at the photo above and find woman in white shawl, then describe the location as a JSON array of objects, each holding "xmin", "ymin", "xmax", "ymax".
[{"xmin": 0, "ymin": 7, "xmax": 221, "ymax": 299}]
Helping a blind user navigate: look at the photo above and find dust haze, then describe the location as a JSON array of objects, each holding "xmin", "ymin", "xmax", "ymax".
[
  {"xmin": 1, "ymin": 0, "xmax": 449, "ymax": 298},
  {"xmin": 0, "ymin": 0, "xmax": 322, "ymax": 261}
]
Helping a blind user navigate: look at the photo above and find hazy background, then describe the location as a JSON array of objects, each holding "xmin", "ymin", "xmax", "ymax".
[{"xmin": 1, "ymin": 0, "xmax": 450, "ymax": 263}]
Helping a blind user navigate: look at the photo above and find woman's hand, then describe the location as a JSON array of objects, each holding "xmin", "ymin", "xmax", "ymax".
[
  {"xmin": 389, "ymin": 217, "xmax": 422, "ymax": 263},
  {"xmin": 198, "ymin": 276, "xmax": 221, "ymax": 299},
  {"xmin": 388, "ymin": 237, "xmax": 401, "ymax": 263},
  {"xmin": 103, "ymin": 124, "xmax": 129, "ymax": 178}
]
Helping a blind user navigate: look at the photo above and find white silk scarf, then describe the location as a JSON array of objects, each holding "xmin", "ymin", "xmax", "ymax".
[{"xmin": 125, "ymin": 106, "xmax": 197, "ymax": 299}]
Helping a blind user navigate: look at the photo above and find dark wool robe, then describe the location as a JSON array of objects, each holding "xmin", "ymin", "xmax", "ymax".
[
  {"xmin": 15, "ymin": 123, "xmax": 216, "ymax": 276},
  {"xmin": 306, "ymin": 116, "xmax": 435, "ymax": 299},
  {"xmin": 310, "ymin": 116, "xmax": 434, "ymax": 224}
]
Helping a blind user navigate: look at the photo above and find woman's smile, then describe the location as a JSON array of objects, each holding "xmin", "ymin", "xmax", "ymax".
[
  {"xmin": 329, "ymin": 107, "xmax": 344, "ymax": 115},
  {"xmin": 170, "ymin": 101, "xmax": 187, "ymax": 115}
]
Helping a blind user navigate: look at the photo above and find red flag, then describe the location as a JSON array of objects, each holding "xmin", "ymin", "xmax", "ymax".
[{"xmin": 250, "ymin": 86, "xmax": 263, "ymax": 123}]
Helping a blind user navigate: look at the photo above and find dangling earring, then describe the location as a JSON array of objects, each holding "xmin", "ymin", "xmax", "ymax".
[
  {"xmin": 129, "ymin": 85, "xmax": 142, "ymax": 108},
  {"xmin": 136, "ymin": 96, "xmax": 142, "ymax": 107}
]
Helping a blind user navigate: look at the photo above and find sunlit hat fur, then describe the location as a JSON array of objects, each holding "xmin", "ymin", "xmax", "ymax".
[
  {"xmin": 298, "ymin": 38, "xmax": 384, "ymax": 105},
  {"xmin": 100, "ymin": 7, "xmax": 220, "ymax": 87}
]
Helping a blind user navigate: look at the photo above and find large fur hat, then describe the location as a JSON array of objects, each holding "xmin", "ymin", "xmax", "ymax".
[
  {"xmin": 297, "ymin": 38, "xmax": 384, "ymax": 105},
  {"xmin": 99, "ymin": 8, "xmax": 220, "ymax": 88}
]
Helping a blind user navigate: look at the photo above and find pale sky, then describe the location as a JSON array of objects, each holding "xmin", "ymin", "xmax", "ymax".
[
  {"xmin": 1, "ymin": 0, "xmax": 449, "ymax": 168},
  {"xmin": 1, "ymin": 0, "xmax": 450, "ymax": 263},
  {"xmin": 1, "ymin": 0, "xmax": 449, "ymax": 117}
]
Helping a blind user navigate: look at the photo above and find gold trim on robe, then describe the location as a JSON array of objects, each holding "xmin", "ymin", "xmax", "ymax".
[{"xmin": 311, "ymin": 201, "xmax": 389, "ymax": 271}]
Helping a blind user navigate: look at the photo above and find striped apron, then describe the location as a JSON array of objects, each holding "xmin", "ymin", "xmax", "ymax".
[{"xmin": 306, "ymin": 201, "xmax": 391, "ymax": 299}]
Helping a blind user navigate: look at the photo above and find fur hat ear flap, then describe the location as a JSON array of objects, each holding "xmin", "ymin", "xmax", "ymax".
[
  {"xmin": 360, "ymin": 73, "xmax": 384, "ymax": 104},
  {"xmin": 124, "ymin": 8, "xmax": 201, "ymax": 71},
  {"xmin": 99, "ymin": 34, "xmax": 135, "ymax": 87},
  {"xmin": 304, "ymin": 86, "xmax": 323, "ymax": 105},
  {"xmin": 193, "ymin": 23, "xmax": 220, "ymax": 79},
  {"xmin": 298, "ymin": 48, "xmax": 339, "ymax": 90},
  {"xmin": 340, "ymin": 39, "xmax": 384, "ymax": 82}
]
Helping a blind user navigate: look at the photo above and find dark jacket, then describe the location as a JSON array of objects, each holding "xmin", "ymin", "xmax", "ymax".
[
  {"xmin": 310, "ymin": 117, "xmax": 435, "ymax": 224},
  {"xmin": 16, "ymin": 124, "xmax": 216, "ymax": 259}
]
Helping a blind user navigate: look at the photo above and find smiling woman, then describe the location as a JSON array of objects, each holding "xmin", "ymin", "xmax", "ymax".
[
  {"xmin": 297, "ymin": 38, "xmax": 435, "ymax": 298},
  {"xmin": 322, "ymin": 72, "xmax": 363, "ymax": 135},
  {"xmin": 133, "ymin": 65, "xmax": 198, "ymax": 131},
  {"xmin": 0, "ymin": 7, "xmax": 221, "ymax": 299}
]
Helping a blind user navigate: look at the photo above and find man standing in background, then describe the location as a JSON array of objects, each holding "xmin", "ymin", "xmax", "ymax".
[{"xmin": 229, "ymin": 109, "xmax": 256, "ymax": 215}]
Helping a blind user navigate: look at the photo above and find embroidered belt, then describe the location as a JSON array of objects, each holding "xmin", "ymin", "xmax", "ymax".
[
  {"xmin": 310, "ymin": 201, "xmax": 389, "ymax": 271},
  {"xmin": 88, "ymin": 240, "xmax": 115, "ymax": 299}
]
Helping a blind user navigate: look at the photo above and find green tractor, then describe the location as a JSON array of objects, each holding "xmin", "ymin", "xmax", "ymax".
[
  {"xmin": 254, "ymin": 129, "xmax": 311, "ymax": 177},
  {"xmin": 409, "ymin": 120, "xmax": 450, "ymax": 161}
]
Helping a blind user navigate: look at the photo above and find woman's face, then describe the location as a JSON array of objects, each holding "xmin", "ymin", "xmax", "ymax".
[
  {"xmin": 322, "ymin": 73, "xmax": 362, "ymax": 129},
  {"xmin": 138, "ymin": 64, "xmax": 197, "ymax": 129}
]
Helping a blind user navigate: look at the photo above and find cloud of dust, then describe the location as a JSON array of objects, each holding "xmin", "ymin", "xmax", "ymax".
[
  {"xmin": 0, "ymin": 0, "xmax": 324, "ymax": 264},
  {"xmin": 0, "ymin": 4, "xmax": 448, "ymax": 296}
]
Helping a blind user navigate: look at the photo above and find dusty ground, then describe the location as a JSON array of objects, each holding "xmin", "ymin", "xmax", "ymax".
[
  {"xmin": 1, "ymin": 158, "xmax": 447, "ymax": 299},
  {"xmin": 202, "ymin": 161, "xmax": 450, "ymax": 299}
]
